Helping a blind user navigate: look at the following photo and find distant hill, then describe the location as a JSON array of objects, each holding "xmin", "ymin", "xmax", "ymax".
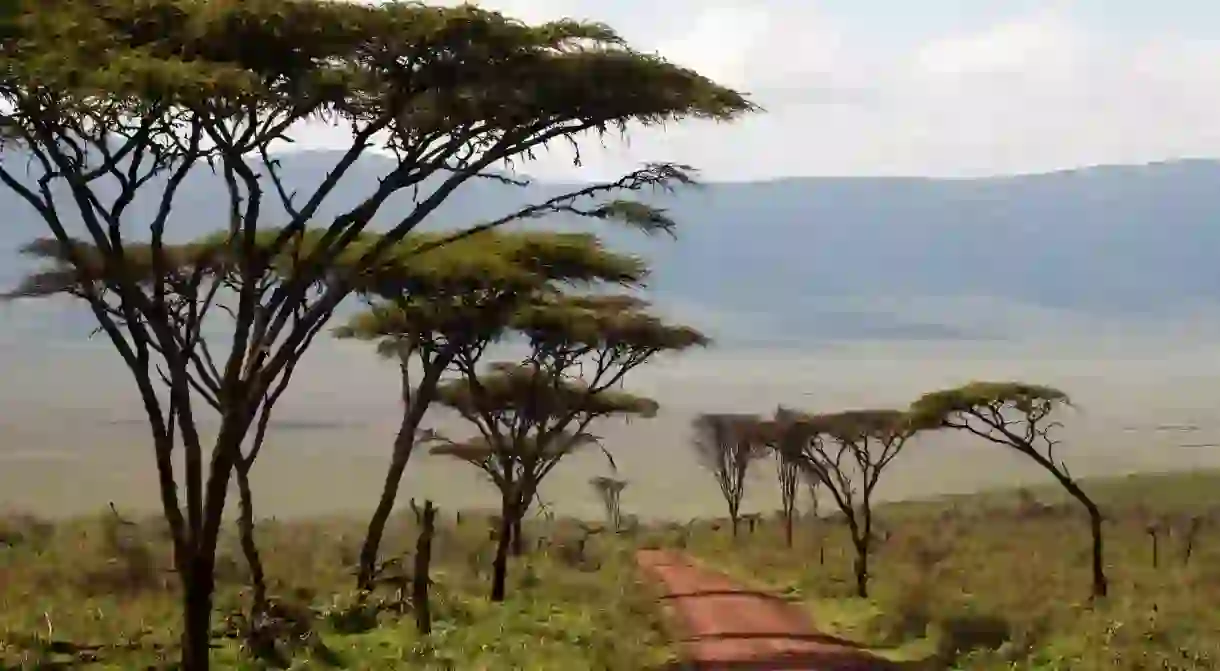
[{"xmin": 4, "ymin": 151, "xmax": 1220, "ymax": 345}]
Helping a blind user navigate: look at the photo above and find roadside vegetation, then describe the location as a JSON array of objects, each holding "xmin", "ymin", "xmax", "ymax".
[
  {"xmin": 0, "ymin": 507, "xmax": 674, "ymax": 670},
  {"xmin": 0, "ymin": 1, "xmax": 1216, "ymax": 670},
  {"xmin": 671, "ymin": 461, "xmax": 1220, "ymax": 670}
]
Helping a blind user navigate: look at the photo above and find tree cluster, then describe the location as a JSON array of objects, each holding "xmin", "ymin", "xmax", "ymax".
[
  {"xmin": 0, "ymin": 1, "xmax": 753, "ymax": 668},
  {"xmin": 692, "ymin": 381, "xmax": 1107, "ymax": 599}
]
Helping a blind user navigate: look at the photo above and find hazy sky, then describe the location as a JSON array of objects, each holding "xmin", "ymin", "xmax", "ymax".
[{"xmin": 288, "ymin": 0, "xmax": 1220, "ymax": 180}]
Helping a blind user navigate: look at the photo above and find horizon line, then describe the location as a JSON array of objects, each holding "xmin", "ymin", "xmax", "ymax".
[{"xmin": 264, "ymin": 148, "xmax": 1220, "ymax": 185}]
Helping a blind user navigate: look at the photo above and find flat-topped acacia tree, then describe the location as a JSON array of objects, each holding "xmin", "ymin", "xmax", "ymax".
[
  {"xmin": 770, "ymin": 407, "xmax": 917, "ymax": 597},
  {"xmin": 332, "ymin": 230, "xmax": 649, "ymax": 593},
  {"xmin": 909, "ymin": 381, "xmax": 1107, "ymax": 598},
  {"xmin": 428, "ymin": 294, "xmax": 707, "ymax": 601},
  {"xmin": 690, "ymin": 413, "xmax": 769, "ymax": 538},
  {"xmin": 0, "ymin": 0, "xmax": 752, "ymax": 665}
]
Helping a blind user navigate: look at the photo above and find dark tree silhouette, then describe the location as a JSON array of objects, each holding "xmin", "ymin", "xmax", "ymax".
[
  {"xmin": 909, "ymin": 381, "xmax": 1107, "ymax": 599},
  {"xmin": 332, "ymin": 230, "xmax": 649, "ymax": 593},
  {"xmin": 771, "ymin": 407, "xmax": 917, "ymax": 597},
  {"xmin": 590, "ymin": 475, "xmax": 630, "ymax": 531},
  {"xmin": 691, "ymin": 413, "xmax": 769, "ymax": 537},
  {"xmin": 429, "ymin": 294, "xmax": 706, "ymax": 601},
  {"xmin": 0, "ymin": 1, "xmax": 752, "ymax": 665}
]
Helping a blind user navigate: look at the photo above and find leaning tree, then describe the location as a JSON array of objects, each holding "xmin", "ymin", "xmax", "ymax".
[
  {"xmin": 771, "ymin": 407, "xmax": 917, "ymax": 598},
  {"xmin": 690, "ymin": 413, "xmax": 769, "ymax": 537},
  {"xmin": 332, "ymin": 229, "xmax": 650, "ymax": 593},
  {"xmin": 909, "ymin": 381, "xmax": 1107, "ymax": 598},
  {"xmin": 0, "ymin": 0, "xmax": 752, "ymax": 666},
  {"xmin": 428, "ymin": 294, "xmax": 707, "ymax": 601}
]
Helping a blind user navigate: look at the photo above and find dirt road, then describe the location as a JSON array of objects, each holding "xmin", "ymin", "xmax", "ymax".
[{"xmin": 636, "ymin": 550, "xmax": 900, "ymax": 670}]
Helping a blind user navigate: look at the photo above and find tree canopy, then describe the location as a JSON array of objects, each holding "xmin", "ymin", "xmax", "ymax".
[
  {"xmin": 908, "ymin": 381, "xmax": 1072, "ymax": 431},
  {"xmin": 330, "ymin": 230, "xmax": 651, "ymax": 354},
  {"xmin": 436, "ymin": 363, "xmax": 660, "ymax": 425},
  {"xmin": 4, "ymin": 0, "xmax": 751, "ymax": 131},
  {"xmin": 778, "ymin": 408, "xmax": 914, "ymax": 445}
]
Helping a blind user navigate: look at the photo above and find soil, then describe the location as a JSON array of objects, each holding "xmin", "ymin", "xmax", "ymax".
[{"xmin": 636, "ymin": 549, "xmax": 902, "ymax": 671}]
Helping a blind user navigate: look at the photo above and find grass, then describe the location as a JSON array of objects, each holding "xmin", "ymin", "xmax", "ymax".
[
  {"xmin": 666, "ymin": 468, "xmax": 1220, "ymax": 671},
  {"xmin": 0, "ymin": 508, "xmax": 676, "ymax": 669},
  {"xmin": 5, "ymin": 469, "xmax": 1220, "ymax": 669}
]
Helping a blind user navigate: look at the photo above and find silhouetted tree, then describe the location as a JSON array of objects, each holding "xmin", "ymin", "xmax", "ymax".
[
  {"xmin": 691, "ymin": 413, "xmax": 769, "ymax": 537},
  {"xmin": 430, "ymin": 294, "xmax": 706, "ymax": 601},
  {"xmin": 590, "ymin": 476, "xmax": 630, "ymax": 531},
  {"xmin": 909, "ymin": 381, "xmax": 1107, "ymax": 599},
  {"xmin": 332, "ymin": 231, "xmax": 649, "ymax": 593},
  {"xmin": 772, "ymin": 408, "xmax": 917, "ymax": 597},
  {"xmin": 0, "ymin": 1, "xmax": 751, "ymax": 665}
]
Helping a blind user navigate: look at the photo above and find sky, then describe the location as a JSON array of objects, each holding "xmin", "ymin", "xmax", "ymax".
[{"xmin": 286, "ymin": 0, "xmax": 1220, "ymax": 181}]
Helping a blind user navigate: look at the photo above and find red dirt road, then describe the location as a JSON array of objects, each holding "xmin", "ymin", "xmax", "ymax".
[{"xmin": 636, "ymin": 550, "xmax": 900, "ymax": 671}]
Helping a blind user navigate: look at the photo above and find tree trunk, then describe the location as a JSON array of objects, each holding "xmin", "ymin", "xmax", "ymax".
[
  {"xmin": 852, "ymin": 538, "xmax": 870, "ymax": 598},
  {"xmin": 783, "ymin": 511, "xmax": 794, "ymax": 548},
  {"xmin": 235, "ymin": 467, "xmax": 268, "ymax": 615},
  {"xmin": 181, "ymin": 556, "xmax": 215, "ymax": 671},
  {"xmin": 490, "ymin": 510, "xmax": 512, "ymax": 602},
  {"xmin": 849, "ymin": 511, "xmax": 871, "ymax": 599},
  {"xmin": 1084, "ymin": 499, "xmax": 1107, "ymax": 598},
  {"xmin": 510, "ymin": 516, "xmax": 524, "ymax": 556},
  {"xmin": 356, "ymin": 421, "xmax": 414, "ymax": 592},
  {"xmin": 412, "ymin": 500, "xmax": 436, "ymax": 634},
  {"xmin": 356, "ymin": 362, "xmax": 443, "ymax": 593},
  {"xmin": 1060, "ymin": 478, "xmax": 1107, "ymax": 598},
  {"xmin": 178, "ymin": 417, "xmax": 243, "ymax": 671}
]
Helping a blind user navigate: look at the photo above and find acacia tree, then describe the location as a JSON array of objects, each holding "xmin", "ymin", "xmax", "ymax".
[
  {"xmin": 773, "ymin": 407, "xmax": 916, "ymax": 598},
  {"xmin": 332, "ymin": 230, "xmax": 649, "ymax": 593},
  {"xmin": 429, "ymin": 294, "xmax": 707, "ymax": 601},
  {"xmin": 908, "ymin": 381, "xmax": 1107, "ymax": 598},
  {"xmin": 690, "ymin": 413, "xmax": 769, "ymax": 537},
  {"xmin": 0, "ymin": 1, "xmax": 751, "ymax": 666},
  {"xmin": 590, "ymin": 475, "xmax": 629, "ymax": 530}
]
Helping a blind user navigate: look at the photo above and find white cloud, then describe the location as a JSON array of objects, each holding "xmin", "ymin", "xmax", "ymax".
[
  {"xmin": 282, "ymin": 3, "xmax": 1220, "ymax": 180},
  {"xmin": 913, "ymin": 13, "xmax": 1084, "ymax": 78}
]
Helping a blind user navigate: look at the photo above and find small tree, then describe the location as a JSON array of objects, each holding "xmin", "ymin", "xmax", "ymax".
[
  {"xmin": 773, "ymin": 407, "xmax": 916, "ymax": 598},
  {"xmin": 332, "ymin": 230, "xmax": 649, "ymax": 593},
  {"xmin": 0, "ymin": 1, "xmax": 751, "ymax": 665},
  {"xmin": 774, "ymin": 441, "xmax": 801, "ymax": 548},
  {"xmin": 909, "ymin": 381, "xmax": 1107, "ymax": 599},
  {"xmin": 590, "ymin": 475, "xmax": 630, "ymax": 531},
  {"xmin": 430, "ymin": 294, "xmax": 706, "ymax": 601},
  {"xmin": 690, "ymin": 413, "xmax": 768, "ymax": 537}
]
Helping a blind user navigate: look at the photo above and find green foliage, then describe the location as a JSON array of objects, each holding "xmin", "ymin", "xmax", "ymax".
[
  {"xmin": 2, "ymin": 0, "xmax": 754, "ymax": 137},
  {"xmin": 678, "ymin": 470, "xmax": 1220, "ymax": 671},
  {"xmin": 515, "ymin": 294, "xmax": 710, "ymax": 351},
  {"xmin": 0, "ymin": 510, "xmax": 674, "ymax": 669},
  {"xmin": 428, "ymin": 430, "xmax": 604, "ymax": 466},
  {"xmin": 779, "ymin": 407, "xmax": 912, "ymax": 442},
  {"xmin": 435, "ymin": 363, "xmax": 660, "ymax": 421},
  {"xmin": 908, "ymin": 381, "xmax": 1072, "ymax": 430},
  {"xmin": 330, "ymin": 230, "xmax": 651, "ymax": 356}
]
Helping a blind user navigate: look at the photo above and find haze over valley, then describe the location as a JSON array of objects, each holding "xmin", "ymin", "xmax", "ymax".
[{"xmin": 4, "ymin": 155, "xmax": 1220, "ymax": 518}]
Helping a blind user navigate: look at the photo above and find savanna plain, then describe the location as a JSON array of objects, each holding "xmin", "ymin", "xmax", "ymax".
[{"xmin": 4, "ymin": 338, "xmax": 1220, "ymax": 669}]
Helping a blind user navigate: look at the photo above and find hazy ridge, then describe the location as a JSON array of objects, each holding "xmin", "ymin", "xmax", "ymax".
[{"xmin": 4, "ymin": 155, "xmax": 1220, "ymax": 518}]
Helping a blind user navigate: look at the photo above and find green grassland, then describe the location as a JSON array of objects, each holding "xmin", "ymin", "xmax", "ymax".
[
  {"xmin": 0, "ymin": 510, "xmax": 675, "ymax": 670},
  {"xmin": 3, "ymin": 469, "xmax": 1220, "ymax": 669},
  {"xmin": 673, "ymin": 468, "xmax": 1220, "ymax": 670}
]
